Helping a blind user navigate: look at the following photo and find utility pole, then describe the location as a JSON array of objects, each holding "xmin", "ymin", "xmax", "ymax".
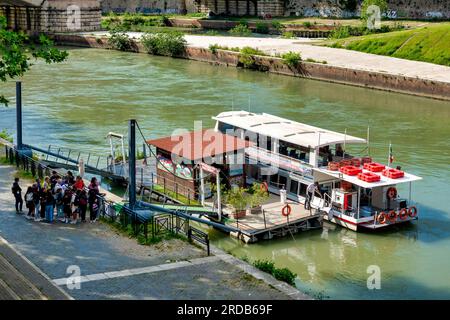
[
  {"xmin": 128, "ymin": 119, "xmax": 136, "ymax": 209},
  {"xmin": 16, "ymin": 81, "xmax": 23, "ymax": 150}
]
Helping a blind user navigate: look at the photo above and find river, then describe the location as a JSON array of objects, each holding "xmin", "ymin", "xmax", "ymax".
[{"xmin": 1, "ymin": 48, "xmax": 449, "ymax": 299}]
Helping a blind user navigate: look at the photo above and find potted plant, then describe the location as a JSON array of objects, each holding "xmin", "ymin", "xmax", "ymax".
[
  {"xmin": 225, "ymin": 186, "xmax": 250, "ymax": 219},
  {"xmin": 248, "ymin": 183, "xmax": 269, "ymax": 214}
]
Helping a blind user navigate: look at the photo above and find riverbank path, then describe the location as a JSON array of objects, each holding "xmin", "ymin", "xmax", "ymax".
[{"xmin": 0, "ymin": 164, "xmax": 308, "ymax": 300}]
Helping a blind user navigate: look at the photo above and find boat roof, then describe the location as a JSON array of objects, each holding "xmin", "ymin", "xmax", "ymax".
[
  {"xmin": 314, "ymin": 167, "xmax": 422, "ymax": 188},
  {"xmin": 147, "ymin": 129, "xmax": 252, "ymax": 162},
  {"xmin": 213, "ymin": 111, "xmax": 366, "ymax": 149}
]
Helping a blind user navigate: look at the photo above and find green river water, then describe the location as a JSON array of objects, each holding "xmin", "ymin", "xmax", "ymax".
[{"xmin": 1, "ymin": 48, "xmax": 450, "ymax": 299}]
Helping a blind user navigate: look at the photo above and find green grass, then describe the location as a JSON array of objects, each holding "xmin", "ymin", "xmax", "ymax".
[{"xmin": 324, "ymin": 23, "xmax": 450, "ymax": 66}]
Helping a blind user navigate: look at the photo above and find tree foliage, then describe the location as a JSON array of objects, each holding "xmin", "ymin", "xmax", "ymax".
[{"xmin": 0, "ymin": 16, "xmax": 68, "ymax": 106}]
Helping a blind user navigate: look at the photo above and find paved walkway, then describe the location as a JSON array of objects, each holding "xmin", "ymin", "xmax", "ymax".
[
  {"xmin": 85, "ymin": 32, "xmax": 450, "ymax": 84},
  {"xmin": 0, "ymin": 164, "xmax": 307, "ymax": 300}
]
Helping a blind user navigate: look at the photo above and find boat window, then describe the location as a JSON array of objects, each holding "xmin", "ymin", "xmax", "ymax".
[
  {"xmin": 299, "ymin": 183, "xmax": 307, "ymax": 196},
  {"xmin": 279, "ymin": 175, "xmax": 287, "ymax": 189},
  {"xmin": 289, "ymin": 180, "xmax": 299, "ymax": 194},
  {"xmin": 218, "ymin": 122, "xmax": 235, "ymax": 134},
  {"xmin": 269, "ymin": 174, "xmax": 279, "ymax": 187}
]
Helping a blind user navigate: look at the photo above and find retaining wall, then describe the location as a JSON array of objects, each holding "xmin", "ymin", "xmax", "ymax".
[{"xmin": 52, "ymin": 34, "xmax": 450, "ymax": 101}]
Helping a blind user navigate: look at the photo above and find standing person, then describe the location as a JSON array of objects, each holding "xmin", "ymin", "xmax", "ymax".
[
  {"xmin": 73, "ymin": 175, "xmax": 85, "ymax": 191},
  {"xmin": 77, "ymin": 189, "xmax": 88, "ymax": 223},
  {"xmin": 304, "ymin": 182, "xmax": 319, "ymax": 210},
  {"xmin": 33, "ymin": 180, "xmax": 42, "ymax": 221},
  {"xmin": 44, "ymin": 189, "xmax": 55, "ymax": 223},
  {"xmin": 65, "ymin": 171, "xmax": 75, "ymax": 186},
  {"xmin": 71, "ymin": 190, "xmax": 79, "ymax": 224},
  {"xmin": 54, "ymin": 187, "xmax": 64, "ymax": 221},
  {"xmin": 43, "ymin": 176, "xmax": 51, "ymax": 192},
  {"xmin": 62, "ymin": 187, "xmax": 73, "ymax": 224},
  {"xmin": 50, "ymin": 171, "xmax": 60, "ymax": 190},
  {"xmin": 88, "ymin": 177, "xmax": 99, "ymax": 223},
  {"xmin": 39, "ymin": 188, "xmax": 47, "ymax": 219},
  {"xmin": 11, "ymin": 178, "xmax": 23, "ymax": 214},
  {"xmin": 24, "ymin": 186, "xmax": 35, "ymax": 219}
]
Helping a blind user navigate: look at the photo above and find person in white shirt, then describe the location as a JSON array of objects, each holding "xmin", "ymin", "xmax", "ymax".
[{"xmin": 305, "ymin": 182, "xmax": 320, "ymax": 210}]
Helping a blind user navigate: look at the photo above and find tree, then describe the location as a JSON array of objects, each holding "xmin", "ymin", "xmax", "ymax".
[
  {"xmin": 360, "ymin": 0, "xmax": 388, "ymax": 21},
  {"xmin": 0, "ymin": 16, "xmax": 68, "ymax": 106}
]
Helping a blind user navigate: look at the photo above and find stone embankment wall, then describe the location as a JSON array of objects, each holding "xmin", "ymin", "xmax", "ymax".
[
  {"xmin": 0, "ymin": 0, "xmax": 102, "ymax": 33},
  {"xmin": 99, "ymin": 0, "xmax": 450, "ymax": 19},
  {"xmin": 52, "ymin": 34, "xmax": 450, "ymax": 101}
]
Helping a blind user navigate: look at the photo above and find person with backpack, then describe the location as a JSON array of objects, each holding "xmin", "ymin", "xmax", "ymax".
[
  {"xmin": 62, "ymin": 187, "xmax": 73, "ymax": 224},
  {"xmin": 54, "ymin": 187, "xmax": 64, "ymax": 221},
  {"xmin": 76, "ymin": 189, "xmax": 88, "ymax": 222},
  {"xmin": 44, "ymin": 189, "xmax": 55, "ymax": 223},
  {"xmin": 11, "ymin": 177, "xmax": 23, "ymax": 214},
  {"xmin": 25, "ymin": 186, "xmax": 35, "ymax": 219}
]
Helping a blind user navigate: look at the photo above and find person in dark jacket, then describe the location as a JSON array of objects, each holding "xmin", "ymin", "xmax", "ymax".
[
  {"xmin": 44, "ymin": 189, "xmax": 55, "ymax": 223},
  {"xmin": 24, "ymin": 186, "xmax": 35, "ymax": 218},
  {"xmin": 88, "ymin": 177, "xmax": 100, "ymax": 222},
  {"xmin": 11, "ymin": 177, "xmax": 23, "ymax": 213},
  {"xmin": 77, "ymin": 189, "xmax": 88, "ymax": 222}
]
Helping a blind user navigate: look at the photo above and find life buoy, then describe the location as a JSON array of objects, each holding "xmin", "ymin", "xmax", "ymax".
[
  {"xmin": 261, "ymin": 182, "xmax": 268, "ymax": 193},
  {"xmin": 387, "ymin": 187, "xmax": 397, "ymax": 200},
  {"xmin": 387, "ymin": 210, "xmax": 397, "ymax": 223},
  {"xmin": 408, "ymin": 206, "xmax": 418, "ymax": 218},
  {"xmin": 377, "ymin": 212, "xmax": 387, "ymax": 224},
  {"xmin": 399, "ymin": 208, "xmax": 408, "ymax": 220},
  {"xmin": 282, "ymin": 204, "xmax": 291, "ymax": 217}
]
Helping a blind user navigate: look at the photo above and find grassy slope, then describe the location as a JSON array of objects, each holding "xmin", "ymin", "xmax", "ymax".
[{"xmin": 326, "ymin": 23, "xmax": 450, "ymax": 66}]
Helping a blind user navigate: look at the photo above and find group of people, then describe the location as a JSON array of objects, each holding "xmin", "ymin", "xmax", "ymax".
[{"xmin": 11, "ymin": 170, "xmax": 102, "ymax": 224}]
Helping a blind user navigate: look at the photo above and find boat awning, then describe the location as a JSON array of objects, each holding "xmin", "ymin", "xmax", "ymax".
[
  {"xmin": 314, "ymin": 167, "xmax": 422, "ymax": 188},
  {"xmin": 147, "ymin": 129, "xmax": 252, "ymax": 162},
  {"xmin": 213, "ymin": 111, "xmax": 366, "ymax": 149}
]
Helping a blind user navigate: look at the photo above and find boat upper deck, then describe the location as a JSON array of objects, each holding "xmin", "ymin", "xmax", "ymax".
[{"xmin": 213, "ymin": 111, "xmax": 366, "ymax": 149}]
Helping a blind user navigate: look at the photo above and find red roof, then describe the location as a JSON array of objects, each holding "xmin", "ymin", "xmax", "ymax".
[{"xmin": 147, "ymin": 129, "xmax": 252, "ymax": 161}]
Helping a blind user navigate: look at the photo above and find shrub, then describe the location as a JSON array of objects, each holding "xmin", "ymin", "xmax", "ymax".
[
  {"xmin": 209, "ymin": 43, "xmax": 219, "ymax": 54},
  {"xmin": 271, "ymin": 21, "xmax": 285, "ymax": 32},
  {"xmin": 0, "ymin": 129, "xmax": 13, "ymax": 143},
  {"xmin": 302, "ymin": 21, "xmax": 313, "ymax": 29},
  {"xmin": 253, "ymin": 259, "xmax": 297, "ymax": 286},
  {"xmin": 206, "ymin": 30, "xmax": 219, "ymax": 36},
  {"xmin": 253, "ymin": 259, "xmax": 275, "ymax": 274},
  {"xmin": 282, "ymin": 51, "xmax": 301, "ymax": 68},
  {"xmin": 229, "ymin": 23, "xmax": 252, "ymax": 37},
  {"xmin": 141, "ymin": 31, "xmax": 186, "ymax": 56},
  {"xmin": 108, "ymin": 30, "xmax": 133, "ymax": 51},
  {"xmin": 255, "ymin": 22, "xmax": 269, "ymax": 34},
  {"xmin": 272, "ymin": 267, "xmax": 297, "ymax": 286},
  {"xmin": 281, "ymin": 31, "xmax": 295, "ymax": 39},
  {"xmin": 238, "ymin": 46, "xmax": 267, "ymax": 69},
  {"xmin": 329, "ymin": 25, "xmax": 352, "ymax": 39}
]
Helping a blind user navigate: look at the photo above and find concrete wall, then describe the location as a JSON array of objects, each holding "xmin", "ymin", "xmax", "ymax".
[
  {"xmin": 52, "ymin": 33, "xmax": 450, "ymax": 101},
  {"xmin": 99, "ymin": 0, "xmax": 198, "ymax": 14}
]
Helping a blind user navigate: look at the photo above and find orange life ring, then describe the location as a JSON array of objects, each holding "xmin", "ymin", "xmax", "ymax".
[
  {"xmin": 387, "ymin": 187, "xmax": 397, "ymax": 200},
  {"xmin": 261, "ymin": 182, "xmax": 268, "ymax": 193},
  {"xmin": 282, "ymin": 204, "xmax": 291, "ymax": 217},
  {"xmin": 399, "ymin": 208, "xmax": 408, "ymax": 220},
  {"xmin": 408, "ymin": 206, "xmax": 418, "ymax": 218},
  {"xmin": 387, "ymin": 210, "xmax": 397, "ymax": 223},
  {"xmin": 377, "ymin": 212, "xmax": 387, "ymax": 224}
]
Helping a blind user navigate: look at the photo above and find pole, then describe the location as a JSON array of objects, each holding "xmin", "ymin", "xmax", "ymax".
[
  {"xmin": 216, "ymin": 169, "xmax": 221, "ymax": 221},
  {"xmin": 109, "ymin": 136, "xmax": 115, "ymax": 173},
  {"xmin": 16, "ymin": 81, "xmax": 23, "ymax": 150},
  {"xmin": 367, "ymin": 126, "xmax": 370, "ymax": 156},
  {"xmin": 200, "ymin": 166, "xmax": 205, "ymax": 206},
  {"xmin": 128, "ymin": 119, "xmax": 137, "ymax": 210}
]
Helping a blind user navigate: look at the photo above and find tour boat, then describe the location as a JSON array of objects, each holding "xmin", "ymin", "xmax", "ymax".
[{"xmin": 213, "ymin": 111, "xmax": 422, "ymax": 232}]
